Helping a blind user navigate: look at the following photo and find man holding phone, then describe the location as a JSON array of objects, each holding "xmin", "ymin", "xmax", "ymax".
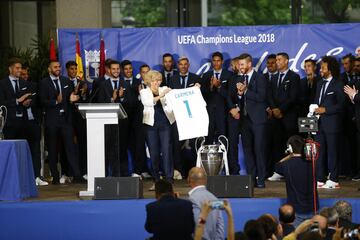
[{"xmin": 188, "ymin": 167, "xmax": 224, "ymax": 240}]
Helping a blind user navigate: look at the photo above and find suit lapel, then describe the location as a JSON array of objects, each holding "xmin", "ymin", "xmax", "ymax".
[{"xmin": 6, "ymin": 77, "xmax": 16, "ymax": 96}]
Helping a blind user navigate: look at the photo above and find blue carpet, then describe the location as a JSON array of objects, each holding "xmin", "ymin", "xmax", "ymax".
[{"xmin": 0, "ymin": 198, "xmax": 359, "ymax": 240}]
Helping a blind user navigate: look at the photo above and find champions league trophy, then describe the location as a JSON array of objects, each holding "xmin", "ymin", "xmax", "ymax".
[
  {"xmin": 0, "ymin": 105, "xmax": 7, "ymax": 140},
  {"xmin": 195, "ymin": 135, "xmax": 230, "ymax": 176}
]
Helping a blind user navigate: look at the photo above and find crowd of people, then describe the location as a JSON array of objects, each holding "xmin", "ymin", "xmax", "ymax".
[
  {"xmin": 145, "ymin": 167, "xmax": 359, "ymax": 240},
  {"xmin": 0, "ymin": 52, "xmax": 360, "ymax": 190}
]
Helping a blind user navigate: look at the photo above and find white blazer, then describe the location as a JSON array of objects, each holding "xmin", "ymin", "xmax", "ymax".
[{"xmin": 140, "ymin": 86, "xmax": 175, "ymax": 126}]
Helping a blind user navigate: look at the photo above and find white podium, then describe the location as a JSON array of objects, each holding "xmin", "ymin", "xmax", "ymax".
[{"xmin": 77, "ymin": 103, "xmax": 127, "ymax": 197}]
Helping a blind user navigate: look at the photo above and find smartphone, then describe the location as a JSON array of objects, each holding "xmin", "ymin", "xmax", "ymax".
[{"xmin": 210, "ymin": 200, "xmax": 225, "ymax": 210}]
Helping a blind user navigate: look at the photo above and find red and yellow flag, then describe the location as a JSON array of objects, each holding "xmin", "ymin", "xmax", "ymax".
[
  {"xmin": 49, "ymin": 38, "xmax": 57, "ymax": 61},
  {"xmin": 75, "ymin": 33, "xmax": 84, "ymax": 80}
]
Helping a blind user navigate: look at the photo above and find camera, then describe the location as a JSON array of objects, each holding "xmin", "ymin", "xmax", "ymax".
[
  {"xmin": 309, "ymin": 221, "xmax": 319, "ymax": 233},
  {"xmin": 343, "ymin": 228, "xmax": 359, "ymax": 239},
  {"xmin": 210, "ymin": 200, "xmax": 225, "ymax": 210}
]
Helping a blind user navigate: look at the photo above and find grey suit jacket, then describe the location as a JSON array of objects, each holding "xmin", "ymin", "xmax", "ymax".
[{"xmin": 188, "ymin": 186, "xmax": 224, "ymax": 240}]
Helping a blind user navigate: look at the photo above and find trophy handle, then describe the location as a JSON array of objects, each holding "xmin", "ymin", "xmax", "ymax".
[
  {"xmin": 195, "ymin": 136, "xmax": 205, "ymax": 154},
  {"xmin": 218, "ymin": 135, "xmax": 228, "ymax": 152}
]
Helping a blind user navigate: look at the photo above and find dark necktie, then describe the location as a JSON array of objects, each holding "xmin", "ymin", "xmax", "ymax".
[
  {"xmin": 13, "ymin": 79, "xmax": 19, "ymax": 96},
  {"xmin": 113, "ymin": 80, "xmax": 118, "ymax": 90},
  {"xmin": 181, "ymin": 75, "xmax": 186, "ymax": 88},
  {"xmin": 126, "ymin": 79, "xmax": 131, "ymax": 87},
  {"xmin": 166, "ymin": 73, "xmax": 171, "ymax": 84},
  {"xmin": 53, "ymin": 79, "xmax": 60, "ymax": 96},
  {"xmin": 319, "ymin": 79, "xmax": 327, "ymax": 104},
  {"xmin": 277, "ymin": 73, "xmax": 284, "ymax": 89},
  {"xmin": 215, "ymin": 72, "xmax": 220, "ymax": 79},
  {"xmin": 244, "ymin": 75, "xmax": 249, "ymax": 85},
  {"xmin": 269, "ymin": 74, "xmax": 274, "ymax": 82}
]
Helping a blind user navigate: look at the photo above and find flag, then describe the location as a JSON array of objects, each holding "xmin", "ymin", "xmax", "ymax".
[
  {"xmin": 49, "ymin": 38, "xmax": 57, "ymax": 61},
  {"xmin": 99, "ymin": 34, "xmax": 105, "ymax": 77},
  {"xmin": 75, "ymin": 33, "xmax": 84, "ymax": 80}
]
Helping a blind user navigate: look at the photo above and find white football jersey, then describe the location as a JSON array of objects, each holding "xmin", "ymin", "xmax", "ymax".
[{"xmin": 166, "ymin": 86, "xmax": 209, "ymax": 140}]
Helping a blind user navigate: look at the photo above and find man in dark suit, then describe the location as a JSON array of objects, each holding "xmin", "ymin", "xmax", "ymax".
[
  {"xmin": 340, "ymin": 54, "xmax": 357, "ymax": 178},
  {"xmin": 89, "ymin": 58, "xmax": 113, "ymax": 103},
  {"xmin": 263, "ymin": 54, "xmax": 278, "ymax": 177},
  {"xmin": 299, "ymin": 59, "xmax": 319, "ymax": 118},
  {"xmin": 20, "ymin": 64, "xmax": 48, "ymax": 186},
  {"xmin": 314, "ymin": 56, "xmax": 345, "ymax": 189},
  {"xmin": 96, "ymin": 60, "xmax": 128, "ymax": 177},
  {"xmin": 66, "ymin": 61, "xmax": 89, "ymax": 178},
  {"xmin": 226, "ymin": 61, "xmax": 242, "ymax": 175},
  {"xmin": 145, "ymin": 180, "xmax": 194, "ymax": 240},
  {"xmin": 120, "ymin": 60, "xmax": 146, "ymax": 177},
  {"xmin": 232, "ymin": 53, "xmax": 268, "ymax": 187},
  {"xmin": 267, "ymin": 52, "xmax": 300, "ymax": 181},
  {"xmin": 201, "ymin": 51, "xmax": 232, "ymax": 144},
  {"xmin": 168, "ymin": 56, "xmax": 201, "ymax": 177},
  {"xmin": 39, "ymin": 61, "xmax": 82, "ymax": 184},
  {"xmin": 160, "ymin": 53, "xmax": 178, "ymax": 87},
  {"xmin": 0, "ymin": 58, "xmax": 48, "ymax": 186},
  {"xmin": 344, "ymin": 57, "xmax": 360, "ymax": 180}
]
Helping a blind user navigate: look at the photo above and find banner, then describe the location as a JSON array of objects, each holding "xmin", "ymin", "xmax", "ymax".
[{"xmin": 58, "ymin": 23, "xmax": 360, "ymax": 84}]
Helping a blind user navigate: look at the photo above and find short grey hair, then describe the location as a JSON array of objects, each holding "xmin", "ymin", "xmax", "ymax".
[{"xmin": 333, "ymin": 200, "xmax": 352, "ymax": 221}]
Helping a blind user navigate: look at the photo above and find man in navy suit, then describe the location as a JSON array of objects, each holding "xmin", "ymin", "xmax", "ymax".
[
  {"xmin": 66, "ymin": 60, "xmax": 89, "ymax": 177},
  {"xmin": 344, "ymin": 57, "xmax": 360, "ymax": 181},
  {"xmin": 340, "ymin": 54, "xmax": 357, "ymax": 178},
  {"xmin": 299, "ymin": 59, "xmax": 319, "ymax": 118},
  {"xmin": 233, "ymin": 53, "xmax": 268, "ymax": 187},
  {"xmin": 89, "ymin": 58, "xmax": 113, "ymax": 103},
  {"xmin": 168, "ymin": 56, "xmax": 201, "ymax": 177},
  {"xmin": 97, "ymin": 60, "xmax": 128, "ymax": 177},
  {"xmin": 0, "ymin": 58, "xmax": 48, "ymax": 186},
  {"xmin": 120, "ymin": 60, "xmax": 146, "ymax": 177},
  {"xmin": 39, "ymin": 61, "xmax": 82, "ymax": 184},
  {"xmin": 201, "ymin": 52, "xmax": 232, "ymax": 144},
  {"xmin": 314, "ymin": 56, "xmax": 345, "ymax": 189},
  {"xmin": 145, "ymin": 180, "xmax": 194, "ymax": 240},
  {"xmin": 267, "ymin": 52, "xmax": 300, "ymax": 181},
  {"xmin": 161, "ymin": 53, "xmax": 178, "ymax": 87}
]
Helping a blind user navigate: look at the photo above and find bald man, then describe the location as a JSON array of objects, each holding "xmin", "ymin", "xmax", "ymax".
[
  {"xmin": 279, "ymin": 204, "xmax": 295, "ymax": 236},
  {"xmin": 187, "ymin": 167, "xmax": 224, "ymax": 240}
]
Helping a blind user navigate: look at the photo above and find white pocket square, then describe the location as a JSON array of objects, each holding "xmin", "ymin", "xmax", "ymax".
[
  {"xmin": 284, "ymin": 80, "xmax": 290, "ymax": 83},
  {"xmin": 64, "ymin": 85, "xmax": 69, "ymax": 88},
  {"xmin": 21, "ymin": 87, "xmax": 27, "ymax": 90},
  {"xmin": 222, "ymin": 80, "xmax": 227, "ymax": 83},
  {"xmin": 327, "ymin": 92, "xmax": 334, "ymax": 95}
]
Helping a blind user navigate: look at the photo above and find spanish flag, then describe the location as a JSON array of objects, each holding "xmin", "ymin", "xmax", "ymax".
[{"xmin": 75, "ymin": 33, "xmax": 84, "ymax": 80}]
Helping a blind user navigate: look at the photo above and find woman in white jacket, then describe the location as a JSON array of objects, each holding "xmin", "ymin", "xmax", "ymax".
[{"xmin": 140, "ymin": 70, "xmax": 175, "ymax": 189}]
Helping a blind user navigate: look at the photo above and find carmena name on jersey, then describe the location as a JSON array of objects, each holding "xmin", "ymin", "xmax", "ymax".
[{"xmin": 166, "ymin": 87, "xmax": 209, "ymax": 141}]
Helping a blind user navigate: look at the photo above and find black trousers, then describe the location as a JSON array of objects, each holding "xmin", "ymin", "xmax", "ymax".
[
  {"xmin": 46, "ymin": 119, "xmax": 80, "ymax": 181},
  {"xmin": 73, "ymin": 112, "xmax": 87, "ymax": 176},
  {"xmin": 4, "ymin": 121, "xmax": 41, "ymax": 178},
  {"xmin": 227, "ymin": 115, "xmax": 241, "ymax": 175},
  {"xmin": 241, "ymin": 116, "xmax": 267, "ymax": 185},
  {"xmin": 206, "ymin": 105, "xmax": 226, "ymax": 144}
]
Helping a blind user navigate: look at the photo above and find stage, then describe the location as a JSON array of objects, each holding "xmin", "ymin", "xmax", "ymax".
[{"xmin": 0, "ymin": 180, "xmax": 359, "ymax": 240}]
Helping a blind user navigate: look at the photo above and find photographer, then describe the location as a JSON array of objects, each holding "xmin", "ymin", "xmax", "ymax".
[
  {"xmin": 194, "ymin": 200, "xmax": 234, "ymax": 240},
  {"xmin": 275, "ymin": 135, "xmax": 319, "ymax": 226}
]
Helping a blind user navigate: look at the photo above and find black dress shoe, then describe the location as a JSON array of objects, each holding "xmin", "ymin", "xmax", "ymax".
[
  {"xmin": 72, "ymin": 176, "xmax": 87, "ymax": 184},
  {"xmin": 52, "ymin": 178, "xmax": 60, "ymax": 185},
  {"xmin": 255, "ymin": 183, "xmax": 266, "ymax": 188}
]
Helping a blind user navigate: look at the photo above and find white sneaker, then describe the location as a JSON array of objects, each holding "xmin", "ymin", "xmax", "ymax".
[
  {"xmin": 173, "ymin": 170, "xmax": 183, "ymax": 180},
  {"xmin": 59, "ymin": 175, "xmax": 71, "ymax": 184},
  {"xmin": 267, "ymin": 172, "xmax": 283, "ymax": 181},
  {"xmin": 141, "ymin": 172, "xmax": 152, "ymax": 179},
  {"xmin": 149, "ymin": 184, "xmax": 155, "ymax": 191},
  {"xmin": 322, "ymin": 180, "xmax": 340, "ymax": 189},
  {"xmin": 132, "ymin": 173, "xmax": 142, "ymax": 179},
  {"xmin": 317, "ymin": 181, "xmax": 325, "ymax": 188},
  {"xmin": 35, "ymin": 177, "xmax": 49, "ymax": 186}
]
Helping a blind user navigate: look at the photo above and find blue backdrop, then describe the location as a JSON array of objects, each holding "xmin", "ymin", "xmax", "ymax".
[{"xmin": 58, "ymin": 23, "xmax": 360, "ymax": 83}]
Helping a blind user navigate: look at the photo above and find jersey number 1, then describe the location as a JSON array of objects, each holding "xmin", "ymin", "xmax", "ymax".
[{"xmin": 183, "ymin": 100, "xmax": 192, "ymax": 118}]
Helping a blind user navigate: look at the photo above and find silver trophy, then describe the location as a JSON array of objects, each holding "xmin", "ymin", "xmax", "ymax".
[
  {"xmin": 0, "ymin": 105, "xmax": 7, "ymax": 140},
  {"xmin": 196, "ymin": 135, "xmax": 230, "ymax": 176}
]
